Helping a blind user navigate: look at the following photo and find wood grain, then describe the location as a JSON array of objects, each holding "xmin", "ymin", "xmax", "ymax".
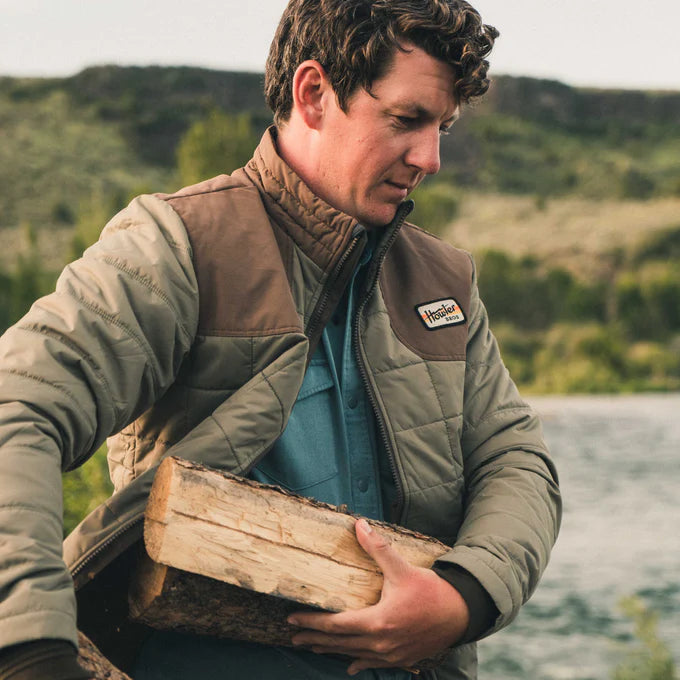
[
  {"xmin": 141, "ymin": 457, "xmax": 449, "ymax": 612},
  {"xmin": 77, "ymin": 632, "xmax": 131, "ymax": 680},
  {"xmin": 129, "ymin": 456, "xmax": 450, "ymax": 661}
]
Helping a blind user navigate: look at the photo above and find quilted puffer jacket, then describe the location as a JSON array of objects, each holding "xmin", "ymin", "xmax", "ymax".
[{"xmin": 0, "ymin": 129, "xmax": 560, "ymax": 679}]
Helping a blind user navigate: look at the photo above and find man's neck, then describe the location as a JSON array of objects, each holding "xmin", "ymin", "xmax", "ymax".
[{"xmin": 275, "ymin": 122, "xmax": 332, "ymax": 209}]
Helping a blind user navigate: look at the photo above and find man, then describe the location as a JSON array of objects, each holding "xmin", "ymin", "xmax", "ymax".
[{"xmin": 0, "ymin": 0, "xmax": 561, "ymax": 678}]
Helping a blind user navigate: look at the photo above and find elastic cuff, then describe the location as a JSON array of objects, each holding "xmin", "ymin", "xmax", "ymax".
[
  {"xmin": 0, "ymin": 639, "xmax": 91, "ymax": 680},
  {"xmin": 433, "ymin": 563, "xmax": 499, "ymax": 643}
]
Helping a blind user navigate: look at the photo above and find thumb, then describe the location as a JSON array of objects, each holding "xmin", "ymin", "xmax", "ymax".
[{"xmin": 355, "ymin": 518, "xmax": 411, "ymax": 582}]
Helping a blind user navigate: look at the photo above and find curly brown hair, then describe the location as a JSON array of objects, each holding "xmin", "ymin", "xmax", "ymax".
[{"xmin": 265, "ymin": 0, "xmax": 498, "ymax": 125}]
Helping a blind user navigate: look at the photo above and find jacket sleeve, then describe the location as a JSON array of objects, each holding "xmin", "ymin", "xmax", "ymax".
[
  {"xmin": 435, "ymin": 259, "xmax": 561, "ymax": 637},
  {"xmin": 0, "ymin": 194, "xmax": 199, "ymax": 650}
]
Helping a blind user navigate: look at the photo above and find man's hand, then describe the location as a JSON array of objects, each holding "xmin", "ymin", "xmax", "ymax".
[{"xmin": 287, "ymin": 518, "xmax": 470, "ymax": 675}]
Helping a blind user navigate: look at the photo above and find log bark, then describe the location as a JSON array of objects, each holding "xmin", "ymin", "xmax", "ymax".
[
  {"xmin": 129, "ymin": 456, "xmax": 450, "ymax": 664},
  {"xmin": 77, "ymin": 632, "xmax": 131, "ymax": 680},
  {"xmin": 129, "ymin": 554, "xmax": 321, "ymax": 647}
]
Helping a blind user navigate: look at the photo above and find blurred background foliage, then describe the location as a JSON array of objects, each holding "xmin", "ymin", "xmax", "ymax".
[
  {"xmin": 0, "ymin": 66, "xmax": 679, "ymax": 554},
  {"xmin": 177, "ymin": 110, "xmax": 258, "ymax": 185},
  {"xmin": 472, "ymin": 226, "xmax": 680, "ymax": 393},
  {"xmin": 2, "ymin": 68, "xmax": 680, "ymax": 399},
  {"xmin": 612, "ymin": 596, "xmax": 677, "ymax": 680},
  {"xmin": 62, "ymin": 445, "xmax": 112, "ymax": 536}
]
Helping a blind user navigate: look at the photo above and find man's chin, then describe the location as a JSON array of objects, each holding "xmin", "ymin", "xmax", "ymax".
[{"xmin": 360, "ymin": 204, "xmax": 401, "ymax": 229}]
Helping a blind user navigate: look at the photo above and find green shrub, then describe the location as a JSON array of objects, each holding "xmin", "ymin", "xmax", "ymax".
[
  {"xmin": 410, "ymin": 183, "xmax": 460, "ymax": 235},
  {"xmin": 9, "ymin": 223, "xmax": 42, "ymax": 322},
  {"xmin": 631, "ymin": 225, "xmax": 680, "ymax": 264},
  {"xmin": 561, "ymin": 279, "xmax": 608, "ymax": 323},
  {"xmin": 62, "ymin": 445, "xmax": 113, "ymax": 536},
  {"xmin": 177, "ymin": 110, "xmax": 258, "ymax": 186},
  {"xmin": 3, "ymin": 223, "xmax": 58, "ymax": 330},
  {"xmin": 477, "ymin": 250, "xmax": 549, "ymax": 328},
  {"xmin": 69, "ymin": 189, "xmax": 128, "ymax": 261},
  {"xmin": 620, "ymin": 166, "xmax": 656, "ymax": 200},
  {"xmin": 51, "ymin": 200, "xmax": 75, "ymax": 225},
  {"xmin": 626, "ymin": 340, "xmax": 680, "ymax": 390},
  {"xmin": 530, "ymin": 324, "xmax": 628, "ymax": 393},
  {"xmin": 493, "ymin": 323, "xmax": 541, "ymax": 385},
  {"xmin": 612, "ymin": 596, "xmax": 677, "ymax": 680},
  {"xmin": 615, "ymin": 262, "xmax": 680, "ymax": 339},
  {"xmin": 477, "ymin": 250, "xmax": 606, "ymax": 330}
]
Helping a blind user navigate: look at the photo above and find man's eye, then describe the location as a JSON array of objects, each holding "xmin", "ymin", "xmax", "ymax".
[{"xmin": 394, "ymin": 115, "xmax": 416, "ymax": 127}]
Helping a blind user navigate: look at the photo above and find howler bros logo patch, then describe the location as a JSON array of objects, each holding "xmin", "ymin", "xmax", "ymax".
[{"xmin": 416, "ymin": 298, "xmax": 466, "ymax": 330}]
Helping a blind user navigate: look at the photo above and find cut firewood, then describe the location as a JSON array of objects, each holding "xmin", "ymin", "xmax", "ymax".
[
  {"xmin": 77, "ymin": 631, "xmax": 131, "ymax": 680},
  {"xmin": 129, "ymin": 456, "xmax": 450, "ymax": 659},
  {"xmin": 129, "ymin": 554, "xmax": 322, "ymax": 647}
]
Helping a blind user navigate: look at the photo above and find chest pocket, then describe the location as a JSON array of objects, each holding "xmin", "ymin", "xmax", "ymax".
[{"xmin": 251, "ymin": 358, "xmax": 341, "ymax": 493}]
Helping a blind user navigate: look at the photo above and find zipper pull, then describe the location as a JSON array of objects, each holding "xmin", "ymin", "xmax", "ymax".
[{"xmin": 352, "ymin": 223, "xmax": 366, "ymax": 240}]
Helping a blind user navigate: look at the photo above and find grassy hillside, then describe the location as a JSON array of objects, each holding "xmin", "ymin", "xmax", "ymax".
[
  {"xmin": 444, "ymin": 193, "xmax": 680, "ymax": 278},
  {"xmin": 0, "ymin": 67, "xmax": 273, "ymax": 257},
  {"xmin": 2, "ymin": 65, "xmax": 680, "ymax": 394},
  {"xmin": 0, "ymin": 88, "xmax": 171, "ymax": 226},
  {"xmin": 1, "ymin": 66, "xmax": 679, "ymax": 237},
  {"xmin": 437, "ymin": 75, "xmax": 680, "ymax": 198}
]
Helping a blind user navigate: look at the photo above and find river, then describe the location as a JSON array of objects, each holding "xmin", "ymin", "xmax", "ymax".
[{"xmin": 479, "ymin": 393, "xmax": 680, "ymax": 679}]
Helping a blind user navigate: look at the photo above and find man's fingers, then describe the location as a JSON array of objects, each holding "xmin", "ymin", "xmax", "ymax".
[
  {"xmin": 288, "ymin": 605, "xmax": 377, "ymax": 635},
  {"xmin": 355, "ymin": 518, "xmax": 411, "ymax": 582},
  {"xmin": 291, "ymin": 631, "xmax": 378, "ymax": 654},
  {"xmin": 291, "ymin": 632, "xmax": 408, "ymax": 667}
]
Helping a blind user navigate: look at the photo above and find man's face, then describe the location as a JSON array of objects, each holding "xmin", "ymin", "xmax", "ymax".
[{"xmin": 314, "ymin": 44, "xmax": 458, "ymax": 228}]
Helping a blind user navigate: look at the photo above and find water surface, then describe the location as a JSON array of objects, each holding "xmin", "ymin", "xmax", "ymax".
[{"xmin": 479, "ymin": 394, "xmax": 680, "ymax": 679}]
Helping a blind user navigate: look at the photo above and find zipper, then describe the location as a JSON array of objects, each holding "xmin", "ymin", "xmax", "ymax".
[
  {"xmin": 305, "ymin": 223, "xmax": 367, "ymax": 358},
  {"xmin": 353, "ymin": 201, "xmax": 413, "ymax": 524},
  {"xmin": 243, "ymin": 224, "xmax": 367, "ymax": 476},
  {"xmin": 70, "ymin": 513, "xmax": 145, "ymax": 582}
]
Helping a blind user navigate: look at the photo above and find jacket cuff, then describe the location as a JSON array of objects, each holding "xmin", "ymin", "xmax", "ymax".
[
  {"xmin": 433, "ymin": 563, "xmax": 499, "ymax": 643},
  {"xmin": 0, "ymin": 639, "xmax": 91, "ymax": 680}
]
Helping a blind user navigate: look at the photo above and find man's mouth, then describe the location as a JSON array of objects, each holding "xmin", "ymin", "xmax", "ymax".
[{"xmin": 385, "ymin": 180, "xmax": 415, "ymax": 193}]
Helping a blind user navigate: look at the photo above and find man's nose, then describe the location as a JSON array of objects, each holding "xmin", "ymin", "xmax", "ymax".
[{"xmin": 405, "ymin": 129, "xmax": 441, "ymax": 175}]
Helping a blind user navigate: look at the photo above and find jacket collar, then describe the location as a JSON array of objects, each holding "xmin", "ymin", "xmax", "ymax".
[{"xmin": 243, "ymin": 127, "xmax": 361, "ymax": 271}]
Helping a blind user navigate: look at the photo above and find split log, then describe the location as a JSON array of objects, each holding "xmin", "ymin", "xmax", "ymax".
[
  {"xmin": 129, "ymin": 456, "xmax": 450, "ymax": 658},
  {"xmin": 77, "ymin": 631, "xmax": 131, "ymax": 680}
]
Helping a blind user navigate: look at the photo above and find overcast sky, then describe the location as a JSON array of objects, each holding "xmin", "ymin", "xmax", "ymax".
[{"xmin": 1, "ymin": 0, "xmax": 678, "ymax": 91}]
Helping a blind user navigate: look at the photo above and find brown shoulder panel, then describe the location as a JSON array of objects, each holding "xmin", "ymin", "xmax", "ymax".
[
  {"xmin": 380, "ymin": 225, "xmax": 472, "ymax": 361},
  {"xmin": 164, "ymin": 183, "xmax": 301, "ymax": 336}
]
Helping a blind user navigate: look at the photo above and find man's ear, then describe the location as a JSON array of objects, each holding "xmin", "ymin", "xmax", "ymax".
[{"xmin": 291, "ymin": 60, "xmax": 333, "ymax": 130}]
